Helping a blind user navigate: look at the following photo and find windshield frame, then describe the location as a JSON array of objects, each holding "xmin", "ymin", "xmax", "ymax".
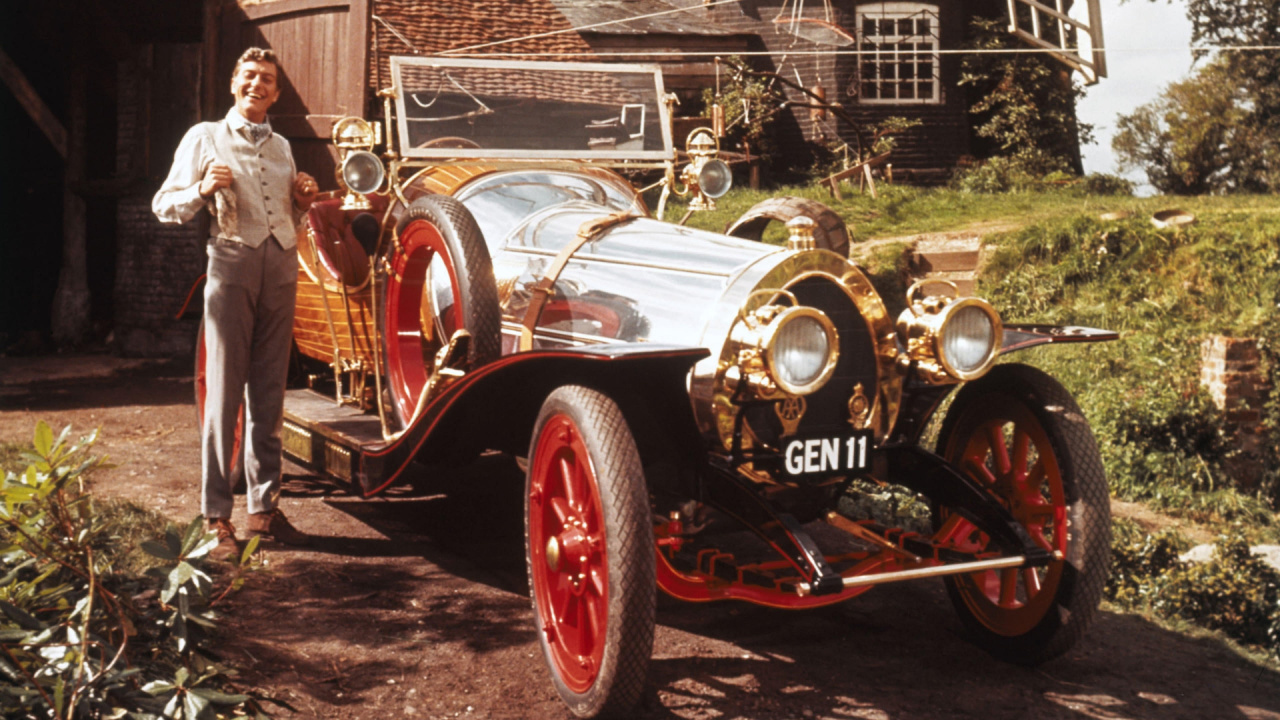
[{"xmin": 390, "ymin": 56, "xmax": 675, "ymax": 163}]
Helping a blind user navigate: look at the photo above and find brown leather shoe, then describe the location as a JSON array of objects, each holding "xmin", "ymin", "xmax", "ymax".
[
  {"xmin": 207, "ymin": 518, "xmax": 240, "ymax": 561},
  {"xmin": 247, "ymin": 508, "xmax": 312, "ymax": 546}
]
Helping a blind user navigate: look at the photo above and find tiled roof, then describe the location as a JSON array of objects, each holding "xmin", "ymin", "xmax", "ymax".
[
  {"xmin": 550, "ymin": 0, "xmax": 739, "ymax": 35},
  {"xmin": 371, "ymin": 0, "xmax": 596, "ymax": 87}
]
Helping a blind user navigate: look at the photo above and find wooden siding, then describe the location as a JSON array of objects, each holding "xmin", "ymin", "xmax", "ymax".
[
  {"xmin": 216, "ymin": 0, "xmax": 370, "ymax": 184},
  {"xmin": 293, "ymin": 267, "xmax": 378, "ymax": 367}
]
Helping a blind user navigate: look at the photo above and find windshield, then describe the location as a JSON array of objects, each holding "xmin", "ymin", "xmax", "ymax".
[{"xmin": 391, "ymin": 57, "xmax": 673, "ymax": 162}]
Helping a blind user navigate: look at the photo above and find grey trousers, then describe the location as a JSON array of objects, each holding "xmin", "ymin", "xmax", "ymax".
[{"xmin": 202, "ymin": 236, "xmax": 297, "ymax": 519}]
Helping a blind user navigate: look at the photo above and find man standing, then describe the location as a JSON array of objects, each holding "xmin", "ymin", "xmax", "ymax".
[{"xmin": 153, "ymin": 47, "xmax": 318, "ymax": 558}]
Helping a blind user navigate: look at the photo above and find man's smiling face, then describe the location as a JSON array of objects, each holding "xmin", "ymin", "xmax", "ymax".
[{"xmin": 231, "ymin": 60, "xmax": 280, "ymax": 123}]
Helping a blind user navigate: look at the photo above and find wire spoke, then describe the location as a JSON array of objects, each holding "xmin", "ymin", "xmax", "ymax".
[
  {"xmin": 986, "ymin": 423, "xmax": 1011, "ymax": 476},
  {"xmin": 1023, "ymin": 568, "xmax": 1043, "ymax": 597},
  {"xmin": 999, "ymin": 567, "xmax": 1019, "ymax": 607}
]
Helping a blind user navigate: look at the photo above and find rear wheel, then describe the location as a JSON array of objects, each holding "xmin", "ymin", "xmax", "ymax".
[
  {"xmin": 382, "ymin": 194, "xmax": 501, "ymax": 428},
  {"xmin": 725, "ymin": 196, "xmax": 850, "ymax": 256},
  {"xmin": 194, "ymin": 319, "xmax": 245, "ymax": 494},
  {"xmin": 525, "ymin": 385, "xmax": 654, "ymax": 718},
  {"xmin": 934, "ymin": 364, "xmax": 1110, "ymax": 664}
]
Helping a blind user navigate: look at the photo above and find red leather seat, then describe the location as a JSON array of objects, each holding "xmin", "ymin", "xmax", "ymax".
[{"xmin": 305, "ymin": 194, "xmax": 389, "ymax": 286}]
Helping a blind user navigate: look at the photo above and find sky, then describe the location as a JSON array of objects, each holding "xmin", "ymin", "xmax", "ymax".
[{"xmin": 1075, "ymin": 0, "xmax": 1197, "ymax": 185}]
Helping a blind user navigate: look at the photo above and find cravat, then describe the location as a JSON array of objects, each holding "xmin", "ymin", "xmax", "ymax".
[{"xmin": 246, "ymin": 122, "xmax": 271, "ymax": 144}]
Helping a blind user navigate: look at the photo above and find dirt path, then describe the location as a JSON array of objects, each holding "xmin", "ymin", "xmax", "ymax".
[{"xmin": 2, "ymin": 356, "xmax": 1279, "ymax": 720}]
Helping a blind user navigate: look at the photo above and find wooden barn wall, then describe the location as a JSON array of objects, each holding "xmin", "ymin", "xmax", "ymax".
[{"xmin": 215, "ymin": 0, "xmax": 370, "ymax": 184}]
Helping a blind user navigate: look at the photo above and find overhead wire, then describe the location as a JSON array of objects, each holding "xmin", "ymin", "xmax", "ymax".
[
  {"xmin": 432, "ymin": 46, "xmax": 1280, "ymax": 59},
  {"xmin": 418, "ymin": 0, "xmax": 1277, "ymax": 60}
]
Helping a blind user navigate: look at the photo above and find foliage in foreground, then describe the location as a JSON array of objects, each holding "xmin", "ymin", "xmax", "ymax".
[
  {"xmin": 0, "ymin": 422, "xmax": 268, "ymax": 719},
  {"xmin": 1108, "ymin": 519, "xmax": 1280, "ymax": 661}
]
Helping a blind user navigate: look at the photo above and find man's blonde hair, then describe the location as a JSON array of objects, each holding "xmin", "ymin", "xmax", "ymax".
[{"xmin": 232, "ymin": 47, "xmax": 281, "ymax": 77}]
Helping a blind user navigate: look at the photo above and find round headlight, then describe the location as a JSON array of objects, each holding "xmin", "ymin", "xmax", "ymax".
[
  {"xmin": 763, "ymin": 307, "xmax": 839, "ymax": 395},
  {"xmin": 938, "ymin": 301, "xmax": 1000, "ymax": 378},
  {"xmin": 342, "ymin": 151, "xmax": 385, "ymax": 195},
  {"xmin": 698, "ymin": 159, "xmax": 733, "ymax": 199}
]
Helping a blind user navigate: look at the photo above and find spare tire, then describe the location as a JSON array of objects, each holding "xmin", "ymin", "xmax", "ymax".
[{"xmin": 725, "ymin": 196, "xmax": 851, "ymax": 257}]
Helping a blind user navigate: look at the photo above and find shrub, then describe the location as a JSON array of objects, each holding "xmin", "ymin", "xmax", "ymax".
[
  {"xmin": 1108, "ymin": 522, "xmax": 1280, "ymax": 660},
  {"xmin": 1084, "ymin": 173, "xmax": 1135, "ymax": 196},
  {"xmin": 0, "ymin": 422, "xmax": 268, "ymax": 719}
]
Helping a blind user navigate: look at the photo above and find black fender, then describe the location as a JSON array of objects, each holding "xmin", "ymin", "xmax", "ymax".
[
  {"xmin": 357, "ymin": 344, "xmax": 709, "ymax": 495},
  {"xmin": 888, "ymin": 324, "xmax": 1119, "ymax": 445}
]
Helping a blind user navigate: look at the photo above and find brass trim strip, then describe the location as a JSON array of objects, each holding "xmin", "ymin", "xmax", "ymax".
[
  {"xmin": 324, "ymin": 441, "xmax": 353, "ymax": 482},
  {"xmin": 503, "ymin": 246, "xmax": 736, "ymax": 278},
  {"xmin": 282, "ymin": 421, "xmax": 313, "ymax": 464},
  {"xmin": 518, "ymin": 211, "xmax": 639, "ymax": 351}
]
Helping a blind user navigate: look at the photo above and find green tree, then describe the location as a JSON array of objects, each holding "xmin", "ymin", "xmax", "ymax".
[
  {"xmin": 959, "ymin": 17, "xmax": 1093, "ymax": 175},
  {"xmin": 1126, "ymin": 0, "xmax": 1280, "ymax": 192},
  {"xmin": 1112, "ymin": 59, "xmax": 1256, "ymax": 194}
]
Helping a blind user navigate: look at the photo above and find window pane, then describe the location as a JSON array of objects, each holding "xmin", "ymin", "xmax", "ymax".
[
  {"xmin": 883, "ymin": 63, "xmax": 897, "ymax": 80},
  {"xmin": 900, "ymin": 62, "xmax": 915, "ymax": 80},
  {"xmin": 919, "ymin": 81, "xmax": 933, "ymax": 99},
  {"xmin": 863, "ymin": 18, "xmax": 876, "ymax": 36},
  {"xmin": 917, "ymin": 18, "xmax": 932, "ymax": 36},
  {"xmin": 862, "ymin": 81, "xmax": 878, "ymax": 98},
  {"xmin": 897, "ymin": 18, "xmax": 913, "ymax": 36},
  {"xmin": 918, "ymin": 62, "xmax": 932, "ymax": 79},
  {"xmin": 901, "ymin": 82, "xmax": 916, "ymax": 99},
  {"xmin": 879, "ymin": 19, "xmax": 895, "ymax": 36}
]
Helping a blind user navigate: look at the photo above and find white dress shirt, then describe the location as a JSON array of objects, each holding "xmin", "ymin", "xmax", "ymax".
[{"xmin": 152, "ymin": 108, "xmax": 302, "ymax": 249}]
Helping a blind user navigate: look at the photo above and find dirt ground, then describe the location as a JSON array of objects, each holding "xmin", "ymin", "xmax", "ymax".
[{"xmin": 2, "ymin": 354, "xmax": 1279, "ymax": 720}]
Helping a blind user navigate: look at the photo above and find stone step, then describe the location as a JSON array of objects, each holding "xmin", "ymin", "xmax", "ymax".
[{"xmin": 905, "ymin": 234, "xmax": 985, "ymax": 297}]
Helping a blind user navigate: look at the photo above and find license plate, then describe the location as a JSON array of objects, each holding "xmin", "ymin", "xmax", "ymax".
[{"xmin": 780, "ymin": 432, "xmax": 873, "ymax": 478}]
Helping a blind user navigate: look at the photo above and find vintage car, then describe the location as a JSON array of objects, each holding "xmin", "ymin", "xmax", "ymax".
[{"xmin": 195, "ymin": 57, "xmax": 1117, "ymax": 718}]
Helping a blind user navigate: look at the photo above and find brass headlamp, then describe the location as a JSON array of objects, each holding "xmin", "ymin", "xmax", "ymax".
[
  {"xmin": 721, "ymin": 289, "xmax": 840, "ymax": 400},
  {"xmin": 896, "ymin": 281, "xmax": 1002, "ymax": 384},
  {"xmin": 332, "ymin": 117, "xmax": 385, "ymax": 211},
  {"xmin": 678, "ymin": 128, "xmax": 732, "ymax": 212}
]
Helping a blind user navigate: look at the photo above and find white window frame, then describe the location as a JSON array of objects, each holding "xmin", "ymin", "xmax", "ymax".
[{"xmin": 854, "ymin": 2, "xmax": 941, "ymax": 105}]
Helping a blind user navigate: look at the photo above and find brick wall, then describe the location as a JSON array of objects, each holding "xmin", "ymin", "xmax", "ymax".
[
  {"xmin": 113, "ymin": 44, "xmax": 206, "ymax": 357},
  {"xmin": 1200, "ymin": 335, "xmax": 1271, "ymax": 485}
]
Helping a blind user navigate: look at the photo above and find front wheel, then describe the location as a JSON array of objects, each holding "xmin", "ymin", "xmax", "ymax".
[
  {"xmin": 525, "ymin": 386, "xmax": 655, "ymax": 718},
  {"xmin": 934, "ymin": 364, "xmax": 1110, "ymax": 664}
]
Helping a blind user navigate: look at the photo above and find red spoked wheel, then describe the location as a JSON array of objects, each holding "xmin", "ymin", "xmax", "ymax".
[
  {"xmin": 526, "ymin": 386, "xmax": 654, "ymax": 719},
  {"xmin": 383, "ymin": 195, "xmax": 500, "ymax": 428},
  {"xmin": 194, "ymin": 319, "xmax": 245, "ymax": 494},
  {"xmin": 934, "ymin": 363, "xmax": 1110, "ymax": 664}
]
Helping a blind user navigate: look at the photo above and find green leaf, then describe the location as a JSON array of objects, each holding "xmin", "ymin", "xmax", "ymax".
[
  {"xmin": 187, "ymin": 533, "xmax": 218, "ymax": 561},
  {"xmin": 33, "ymin": 422, "xmax": 53, "ymax": 457},
  {"xmin": 0, "ymin": 599, "xmax": 45, "ymax": 630},
  {"xmin": 162, "ymin": 691, "xmax": 182, "ymax": 718},
  {"xmin": 239, "ymin": 535, "xmax": 261, "ymax": 564},
  {"xmin": 141, "ymin": 539, "xmax": 179, "ymax": 561},
  {"xmin": 180, "ymin": 516, "xmax": 206, "ymax": 556},
  {"xmin": 184, "ymin": 688, "xmax": 212, "ymax": 719},
  {"xmin": 190, "ymin": 688, "xmax": 251, "ymax": 705},
  {"xmin": 168, "ymin": 562, "xmax": 196, "ymax": 593}
]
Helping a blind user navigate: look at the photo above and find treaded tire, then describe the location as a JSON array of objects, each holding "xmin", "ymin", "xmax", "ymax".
[
  {"xmin": 381, "ymin": 194, "xmax": 501, "ymax": 428},
  {"xmin": 725, "ymin": 196, "xmax": 851, "ymax": 256},
  {"xmin": 935, "ymin": 363, "xmax": 1110, "ymax": 664},
  {"xmin": 525, "ymin": 385, "xmax": 655, "ymax": 719},
  {"xmin": 194, "ymin": 319, "xmax": 245, "ymax": 494}
]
